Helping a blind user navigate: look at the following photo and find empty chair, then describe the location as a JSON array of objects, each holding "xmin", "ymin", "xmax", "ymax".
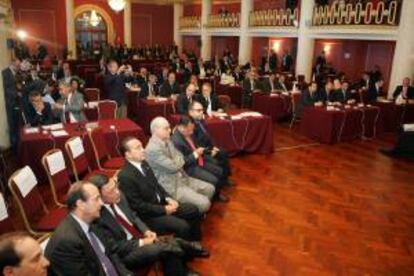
[
  {"xmin": 84, "ymin": 88, "xmax": 101, "ymax": 102},
  {"xmin": 65, "ymin": 136, "xmax": 115, "ymax": 182},
  {"xmin": 42, "ymin": 149, "xmax": 72, "ymax": 207},
  {"xmin": 218, "ymin": 95, "xmax": 232, "ymax": 111},
  {"xmin": 98, "ymin": 100, "xmax": 117, "ymax": 120},
  {"xmin": 0, "ymin": 192, "xmax": 15, "ymax": 234},
  {"xmin": 8, "ymin": 166, "xmax": 67, "ymax": 236},
  {"xmin": 87, "ymin": 127, "xmax": 125, "ymax": 170}
]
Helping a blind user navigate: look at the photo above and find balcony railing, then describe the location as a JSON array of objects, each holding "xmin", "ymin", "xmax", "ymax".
[
  {"xmin": 179, "ymin": 16, "xmax": 201, "ymax": 29},
  {"xmin": 312, "ymin": 0, "xmax": 400, "ymax": 26},
  {"xmin": 249, "ymin": 8, "xmax": 299, "ymax": 27},
  {"xmin": 206, "ymin": 13, "xmax": 240, "ymax": 28}
]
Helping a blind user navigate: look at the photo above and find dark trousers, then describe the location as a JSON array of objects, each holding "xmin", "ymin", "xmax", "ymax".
[
  {"xmin": 144, "ymin": 202, "xmax": 202, "ymax": 241},
  {"xmin": 123, "ymin": 243, "xmax": 186, "ymax": 276},
  {"xmin": 187, "ymin": 160, "xmax": 224, "ymax": 189}
]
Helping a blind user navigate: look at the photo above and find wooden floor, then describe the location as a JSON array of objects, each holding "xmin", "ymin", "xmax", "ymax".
[{"xmin": 191, "ymin": 123, "xmax": 414, "ymax": 276}]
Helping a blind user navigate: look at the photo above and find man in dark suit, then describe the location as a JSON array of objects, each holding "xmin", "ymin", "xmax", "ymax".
[
  {"xmin": 274, "ymin": 74, "xmax": 289, "ymax": 92},
  {"xmin": 45, "ymin": 181, "xmax": 132, "ymax": 276},
  {"xmin": 171, "ymin": 116, "xmax": 228, "ymax": 202},
  {"xmin": 134, "ymin": 67, "xmax": 148, "ymax": 86},
  {"xmin": 269, "ymin": 50, "xmax": 278, "ymax": 71},
  {"xmin": 177, "ymin": 83, "xmax": 197, "ymax": 114},
  {"xmin": 242, "ymin": 71, "xmax": 260, "ymax": 108},
  {"xmin": 188, "ymin": 101, "xmax": 233, "ymax": 187},
  {"xmin": 281, "ymin": 49, "xmax": 293, "ymax": 72},
  {"xmin": 104, "ymin": 60, "xmax": 133, "ymax": 118},
  {"xmin": 355, "ymin": 72, "xmax": 375, "ymax": 91},
  {"xmin": 393, "ymin": 77, "xmax": 414, "ymax": 101},
  {"xmin": 367, "ymin": 79, "xmax": 384, "ymax": 103},
  {"xmin": 160, "ymin": 72, "xmax": 181, "ymax": 97},
  {"xmin": 300, "ymin": 82, "xmax": 322, "ymax": 107},
  {"xmin": 26, "ymin": 91, "xmax": 56, "ymax": 126},
  {"xmin": 329, "ymin": 79, "xmax": 352, "ymax": 103},
  {"xmin": 139, "ymin": 74, "xmax": 159, "ymax": 98},
  {"xmin": 0, "ymin": 233, "xmax": 50, "ymax": 276},
  {"xmin": 89, "ymin": 174, "xmax": 203, "ymax": 276},
  {"xmin": 118, "ymin": 137, "xmax": 206, "ymax": 244},
  {"xmin": 196, "ymin": 83, "xmax": 221, "ymax": 113},
  {"xmin": 261, "ymin": 73, "xmax": 278, "ymax": 94}
]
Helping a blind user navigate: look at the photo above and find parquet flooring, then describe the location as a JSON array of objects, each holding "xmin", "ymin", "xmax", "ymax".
[{"xmin": 191, "ymin": 124, "xmax": 414, "ymax": 276}]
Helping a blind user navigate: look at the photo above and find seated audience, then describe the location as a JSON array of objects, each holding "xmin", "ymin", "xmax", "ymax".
[
  {"xmin": 274, "ymin": 74, "xmax": 289, "ymax": 92},
  {"xmin": 140, "ymin": 74, "xmax": 159, "ymax": 98},
  {"xmin": 172, "ymin": 116, "xmax": 228, "ymax": 202},
  {"xmin": 242, "ymin": 71, "xmax": 260, "ymax": 108},
  {"xmin": 45, "ymin": 181, "xmax": 132, "ymax": 275},
  {"xmin": 261, "ymin": 73, "xmax": 278, "ymax": 94},
  {"xmin": 0, "ymin": 232, "xmax": 50, "ymax": 276},
  {"xmin": 188, "ymin": 101, "xmax": 233, "ymax": 187},
  {"xmin": 118, "ymin": 137, "xmax": 205, "ymax": 243},
  {"xmin": 55, "ymin": 81, "xmax": 86, "ymax": 123},
  {"xmin": 187, "ymin": 75, "xmax": 200, "ymax": 94},
  {"xmin": 301, "ymin": 82, "xmax": 323, "ymax": 107},
  {"xmin": 89, "ymin": 174, "xmax": 204, "ymax": 276},
  {"xmin": 26, "ymin": 90, "xmax": 56, "ymax": 126},
  {"xmin": 196, "ymin": 83, "xmax": 222, "ymax": 114},
  {"xmin": 329, "ymin": 79, "xmax": 351, "ymax": 103},
  {"xmin": 160, "ymin": 72, "xmax": 181, "ymax": 97},
  {"xmin": 177, "ymin": 84, "xmax": 197, "ymax": 115},
  {"xmin": 393, "ymin": 77, "xmax": 414, "ymax": 103},
  {"xmin": 220, "ymin": 68, "xmax": 235, "ymax": 86},
  {"xmin": 145, "ymin": 117, "xmax": 215, "ymax": 213},
  {"xmin": 367, "ymin": 79, "xmax": 384, "ymax": 103}
]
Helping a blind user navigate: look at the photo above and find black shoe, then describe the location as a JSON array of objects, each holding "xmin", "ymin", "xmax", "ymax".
[
  {"xmin": 174, "ymin": 239, "xmax": 211, "ymax": 258},
  {"xmin": 214, "ymin": 193, "xmax": 229, "ymax": 203},
  {"xmin": 380, "ymin": 148, "xmax": 398, "ymax": 157},
  {"xmin": 186, "ymin": 267, "xmax": 201, "ymax": 276},
  {"xmin": 225, "ymin": 179, "xmax": 236, "ymax": 187}
]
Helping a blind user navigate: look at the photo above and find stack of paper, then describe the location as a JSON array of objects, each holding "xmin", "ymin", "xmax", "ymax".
[{"xmin": 51, "ymin": 130, "xmax": 69, "ymax": 137}]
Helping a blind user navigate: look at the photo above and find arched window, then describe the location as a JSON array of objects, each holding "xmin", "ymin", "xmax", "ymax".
[{"xmin": 75, "ymin": 10, "xmax": 107, "ymax": 51}]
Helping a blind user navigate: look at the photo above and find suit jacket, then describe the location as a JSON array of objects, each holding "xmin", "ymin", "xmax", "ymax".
[
  {"xmin": 2, "ymin": 67, "xmax": 19, "ymax": 112},
  {"xmin": 104, "ymin": 73, "xmax": 128, "ymax": 105},
  {"xmin": 367, "ymin": 85, "xmax": 384, "ymax": 102},
  {"xmin": 160, "ymin": 82, "xmax": 181, "ymax": 97},
  {"xmin": 145, "ymin": 136, "xmax": 189, "ymax": 198},
  {"xmin": 139, "ymin": 82, "xmax": 159, "ymax": 98},
  {"xmin": 269, "ymin": 54, "xmax": 278, "ymax": 70},
  {"xmin": 281, "ymin": 54, "xmax": 293, "ymax": 72},
  {"xmin": 45, "ymin": 215, "xmax": 131, "ymax": 276},
  {"xmin": 393, "ymin": 85, "xmax": 414, "ymax": 99},
  {"xmin": 242, "ymin": 79, "xmax": 260, "ymax": 95},
  {"xmin": 26, "ymin": 102, "xmax": 56, "ymax": 126},
  {"xmin": 261, "ymin": 78, "xmax": 278, "ymax": 94},
  {"xmin": 328, "ymin": 89, "xmax": 352, "ymax": 103},
  {"xmin": 176, "ymin": 93, "xmax": 196, "ymax": 114},
  {"xmin": 171, "ymin": 130, "xmax": 201, "ymax": 174},
  {"xmin": 301, "ymin": 89, "xmax": 322, "ymax": 107},
  {"xmin": 274, "ymin": 81, "xmax": 289, "ymax": 92},
  {"xmin": 59, "ymin": 92, "xmax": 87, "ymax": 122},
  {"xmin": 195, "ymin": 94, "xmax": 221, "ymax": 112},
  {"xmin": 118, "ymin": 161, "xmax": 169, "ymax": 219},
  {"xmin": 192, "ymin": 119, "xmax": 213, "ymax": 149}
]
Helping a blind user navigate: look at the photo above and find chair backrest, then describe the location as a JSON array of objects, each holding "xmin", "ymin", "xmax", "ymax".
[
  {"xmin": 87, "ymin": 127, "xmax": 111, "ymax": 169},
  {"xmin": 42, "ymin": 149, "xmax": 71, "ymax": 206},
  {"xmin": 84, "ymin": 88, "xmax": 101, "ymax": 102},
  {"xmin": 291, "ymin": 92, "xmax": 302, "ymax": 114},
  {"xmin": 65, "ymin": 137, "xmax": 90, "ymax": 181},
  {"xmin": 0, "ymin": 192, "xmax": 15, "ymax": 234},
  {"xmin": 8, "ymin": 166, "xmax": 47, "ymax": 235},
  {"xmin": 218, "ymin": 95, "xmax": 232, "ymax": 111},
  {"xmin": 98, "ymin": 100, "xmax": 117, "ymax": 120}
]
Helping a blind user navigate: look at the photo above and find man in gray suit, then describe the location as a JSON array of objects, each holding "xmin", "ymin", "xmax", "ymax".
[
  {"xmin": 55, "ymin": 80, "xmax": 87, "ymax": 123},
  {"xmin": 145, "ymin": 117, "xmax": 215, "ymax": 213}
]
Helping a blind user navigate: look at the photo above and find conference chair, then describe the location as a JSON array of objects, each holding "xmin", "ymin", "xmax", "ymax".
[
  {"xmin": 98, "ymin": 100, "xmax": 118, "ymax": 120},
  {"xmin": 289, "ymin": 92, "xmax": 302, "ymax": 129},
  {"xmin": 65, "ymin": 137, "xmax": 115, "ymax": 182},
  {"xmin": 41, "ymin": 149, "xmax": 72, "ymax": 207},
  {"xmin": 84, "ymin": 88, "xmax": 101, "ymax": 102},
  {"xmin": 87, "ymin": 127, "xmax": 125, "ymax": 171},
  {"xmin": 218, "ymin": 95, "xmax": 232, "ymax": 111},
  {"xmin": 0, "ymin": 192, "xmax": 15, "ymax": 234},
  {"xmin": 8, "ymin": 166, "xmax": 67, "ymax": 236}
]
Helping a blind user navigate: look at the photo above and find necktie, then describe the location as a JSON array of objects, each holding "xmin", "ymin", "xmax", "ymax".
[
  {"xmin": 88, "ymin": 230, "xmax": 118, "ymax": 276},
  {"xmin": 185, "ymin": 137, "xmax": 204, "ymax": 166},
  {"xmin": 197, "ymin": 121, "xmax": 208, "ymax": 135},
  {"xmin": 110, "ymin": 205, "xmax": 142, "ymax": 239}
]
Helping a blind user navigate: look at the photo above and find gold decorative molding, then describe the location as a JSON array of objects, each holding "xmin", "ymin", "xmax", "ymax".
[
  {"xmin": 74, "ymin": 4, "xmax": 116, "ymax": 43},
  {"xmin": 250, "ymin": 8, "xmax": 298, "ymax": 27}
]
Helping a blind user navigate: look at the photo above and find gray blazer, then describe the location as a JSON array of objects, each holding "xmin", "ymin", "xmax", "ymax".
[
  {"xmin": 59, "ymin": 91, "xmax": 87, "ymax": 122},
  {"xmin": 145, "ymin": 136, "xmax": 189, "ymax": 198}
]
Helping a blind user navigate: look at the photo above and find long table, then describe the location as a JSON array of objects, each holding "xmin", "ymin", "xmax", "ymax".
[
  {"xmin": 18, "ymin": 119, "xmax": 146, "ymax": 182},
  {"xmin": 374, "ymin": 102, "xmax": 414, "ymax": 132},
  {"xmin": 215, "ymin": 84, "xmax": 243, "ymax": 108},
  {"xmin": 252, "ymin": 93, "xmax": 291, "ymax": 122},
  {"xmin": 169, "ymin": 110, "xmax": 274, "ymax": 156},
  {"xmin": 300, "ymin": 105, "xmax": 381, "ymax": 144}
]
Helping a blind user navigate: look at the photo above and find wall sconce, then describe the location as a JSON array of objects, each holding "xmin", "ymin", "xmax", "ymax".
[
  {"xmin": 323, "ymin": 44, "xmax": 331, "ymax": 54},
  {"xmin": 272, "ymin": 40, "xmax": 281, "ymax": 53},
  {"xmin": 16, "ymin": 29, "xmax": 27, "ymax": 40}
]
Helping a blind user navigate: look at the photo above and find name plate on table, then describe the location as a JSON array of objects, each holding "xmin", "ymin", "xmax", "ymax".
[
  {"xmin": 376, "ymin": 98, "xmax": 393, "ymax": 103},
  {"xmin": 51, "ymin": 130, "xmax": 69, "ymax": 137},
  {"xmin": 42, "ymin": 123, "xmax": 64, "ymax": 131},
  {"xmin": 155, "ymin": 97, "xmax": 168, "ymax": 102},
  {"xmin": 403, "ymin": 124, "xmax": 414, "ymax": 132},
  {"xmin": 24, "ymin": 127, "xmax": 40, "ymax": 134}
]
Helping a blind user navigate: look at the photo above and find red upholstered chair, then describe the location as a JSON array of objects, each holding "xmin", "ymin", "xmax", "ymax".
[
  {"xmin": 84, "ymin": 88, "xmax": 101, "ymax": 102},
  {"xmin": 0, "ymin": 192, "xmax": 15, "ymax": 234},
  {"xmin": 218, "ymin": 95, "xmax": 232, "ymax": 111},
  {"xmin": 98, "ymin": 100, "xmax": 118, "ymax": 120},
  {"xmin": 42, "ymin": 149, "xmax": 72, "ymax": 207},
  {"xmin": 65, "ymin": 137, "xmax": 115, "ymax": 182},
  {"xmin": 289, "ymin": 92, "xmax": 302, "ymax": 129},
  {"xmin": 8, "ymin": 166, "xmax": 67, "ymax": 236},
  {"xmin": 87, "ymin": 127, "xmax": 125, "ymax": 170}
]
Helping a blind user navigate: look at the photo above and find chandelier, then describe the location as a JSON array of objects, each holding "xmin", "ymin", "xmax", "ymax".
[
  {"xmin": 89, "ymin": 10, "xmax": 101, "ymax": 27},
  {"xmin": 108, "ymin": 0, "xmax": 126, "ymax": 12}
]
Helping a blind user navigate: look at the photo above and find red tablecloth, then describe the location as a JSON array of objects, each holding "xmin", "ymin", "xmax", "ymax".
[
  {"xmin": 215, "ymin": 84, "xmax": 243, "ymax": 107},
  {"xmin": 18, "ymin": 119, "xmax": 146, "ymax": 182},
  {"xmin": 169, "ymin": 110, "xmax": 274, "ymax": 156},
  {"xmin": 252, "ymin": 93, "xmax": 291, "ymax": 122},
  {"xmin": 374, "ymin": 102, "xmax": 414, "ymax": 132},
  {"xmin": 300, "ymin": 106, "xmax": 381, "ymax": 144},
  {"xmin": 136, "ymin": 99, "xmax": 176, "ymax": 134}
]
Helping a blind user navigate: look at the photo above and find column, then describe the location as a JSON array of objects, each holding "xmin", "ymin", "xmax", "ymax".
[
  {"xmin": 238, "ymin": 0, "xmax": 253, "ymax": 65},
  {"xmin": 295, "ymin": 0, "xmax": 315, "ymax": 82},
  {"xmin": 65, "ymin": 0, "xmax": 76, "ymax": 59},
  {"xmin": 173, "ymin": 3, "xmax": 183, "ymax": 54},
  {"xmin": 0, "ymin": 1, "xmax": 12, "ymax": 147},
  {"xmin": 201, "ymin": 0, "xmax": 212, "ymax": 61},
  {"xmin": 388, "ymin": 0, "xmax": 414, "ymax": 98},
  {"xmin": 123, "ymin": 0, "xmax": 132, "ymax": 47}
]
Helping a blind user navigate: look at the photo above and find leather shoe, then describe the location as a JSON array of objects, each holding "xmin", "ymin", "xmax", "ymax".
[
  {"xmin": 186, "ymin": 267, "xmax": 201, "ymax": 276},
  {"xmin": 174, "ymin": 239, "xmax": 210, "ymax": 258},
  {"xmin": 214, "ymin": 193, "xmax": 229, "ymax": 203}
]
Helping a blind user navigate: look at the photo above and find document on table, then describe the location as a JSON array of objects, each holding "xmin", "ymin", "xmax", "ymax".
[
  {"xmin": 51, "ymin": 130, "xmax": 69, "ymax": 137},
  {"xmin": 13, "ymin": 166, "xmax": 38, "ymax": 198},
  {"xmin": 42, "ymin": 123, "xmax": 64, "ymax": 131},
  {"xmin": 24, "ymin": 127, "xmax": 40, "ymax": 134}
]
